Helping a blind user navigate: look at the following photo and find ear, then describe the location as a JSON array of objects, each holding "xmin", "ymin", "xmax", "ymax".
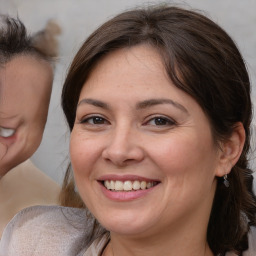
[{"xmin": 215, "ymin": 122, "xmax": 245, "ymax": 177}]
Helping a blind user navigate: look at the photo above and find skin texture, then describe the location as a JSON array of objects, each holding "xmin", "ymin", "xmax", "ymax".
[
  {"xmin": 70, "ymin": 45, "xmax": 245, "ymax": 256},
  {"xmin": 0, "ymin": 55, "xmax": 53, "ymax": 176}
]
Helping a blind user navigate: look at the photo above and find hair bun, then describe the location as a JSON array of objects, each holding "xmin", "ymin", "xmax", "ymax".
[{"xmin": 32, "ymin": 20, "xmax": 61, "ymax": 58}]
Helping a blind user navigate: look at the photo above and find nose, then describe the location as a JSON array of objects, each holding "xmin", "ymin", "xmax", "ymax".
[{"xmin": 102, "ymin": 126, "xmax": 144, "ymax": 167}]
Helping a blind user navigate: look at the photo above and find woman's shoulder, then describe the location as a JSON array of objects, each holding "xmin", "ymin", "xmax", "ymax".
[
  {"xmin": 245, "ymin": 225, "xmax": 256, "ymax": 256},
  {"xmin": 225, "ymin": 226, "xmax": 256, "ymax": 256},
  {"xmin": 0, "ymin": 205, "xmax": 92, "ymax": 256}
]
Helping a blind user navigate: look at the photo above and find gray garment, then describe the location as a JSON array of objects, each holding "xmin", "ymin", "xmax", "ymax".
[
  {"xmin": 0, "ymin": 205, "xmax": 255, "ymax": 256},
  {"xmin": 0, "ymin": 205, "xmax": 108, "ymax": 256}
]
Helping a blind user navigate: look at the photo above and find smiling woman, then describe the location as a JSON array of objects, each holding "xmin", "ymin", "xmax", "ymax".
[
  {"xmin": 70, "ymin": 45, "xmax": 222, "ymax": 241},
  {"xmin": 1, "ymin": 4, "xmax": 255, "ymax": 256}
]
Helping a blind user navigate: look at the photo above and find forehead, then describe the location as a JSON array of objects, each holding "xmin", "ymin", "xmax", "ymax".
[
  {"xmin": 93, "ymin": 45, "xmax": 163, "ymax": 75},
  {"xmin": 82, "ymin": 45, "xmax": 168, "ymax": 94},
  {"xmin": 0, "ymin": 55, "xmax": 53, "ymax": 115},
  {"xmin": 80, "ymin": 45, "xmax": 194, "ymax": 113},
  {"xmin": 0, "ymin": 55, "xmax": 52, "ymax": 101}
]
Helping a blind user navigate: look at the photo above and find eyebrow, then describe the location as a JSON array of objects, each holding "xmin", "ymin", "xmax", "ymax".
[
  {"xmin": 77, "ymin": 98, "xmax": 188, "ymax": 113},
  {"xmin": 136, "ymin": 98, "xmax": 188, "ymax": 113},
  {"xmin": 77, "ymin": 99, "xmax": 110, "ymax": 109}
]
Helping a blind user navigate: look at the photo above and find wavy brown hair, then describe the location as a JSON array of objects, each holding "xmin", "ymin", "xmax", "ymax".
[{"xmin": 60, "ymin": 5, "xmax": 256, "ymax": 255}]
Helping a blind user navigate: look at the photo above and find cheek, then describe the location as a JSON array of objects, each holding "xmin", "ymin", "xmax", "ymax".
[
  {"xmin": 149, "ymin": 133, "xmax": 217, "ymax": 209},
  {"xmin": 69, "ymin": 133, "xmax": 101, "ymax": 206},
  {"xmin": 0, "ymin": 143, "xmax": 8, "ymax": 176},
  {"xmin": 148, "ymin": 131, "xmax": 217, "ymax": 178},
  {"xmin": 21, "ymin": 123, "xmax": 43, "ymax": 152},
  {"xmin": 69, "ymin": 131, "xmax": 100, "ymax": 177}
]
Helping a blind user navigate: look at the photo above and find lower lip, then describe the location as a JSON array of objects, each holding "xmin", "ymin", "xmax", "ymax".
[
  {"xmin": 0, "ymin": 134, "xmax": 17, "ymax": 145},
  {"xmin": 99, "ymin": 182, "xmax": 158, "ymax": 201}
]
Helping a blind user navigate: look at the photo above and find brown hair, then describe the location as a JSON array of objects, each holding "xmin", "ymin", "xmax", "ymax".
[
  {"xmin": 60, "ymin": 5, "xmax": 256, "ymax": 255},
  {"xmin": 0, "ymin": 15, "xmax": 60, "ymax": 64}
]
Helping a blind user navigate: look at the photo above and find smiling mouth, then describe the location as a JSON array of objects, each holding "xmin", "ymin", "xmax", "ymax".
[
  {"xmin": 102, "ymin": 180, "xmax": 159, "ymax": 192},
  {"xmin": 0, "ymin": 127, "xmax": 15, "ymax": 138}
]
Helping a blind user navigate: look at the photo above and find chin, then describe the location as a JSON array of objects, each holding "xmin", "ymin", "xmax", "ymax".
[{"xmin": 96, "ymin": 212, "xmax": 155, "ymax": 237}]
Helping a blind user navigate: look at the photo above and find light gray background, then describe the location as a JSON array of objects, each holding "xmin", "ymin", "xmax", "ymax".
[{"xmin": 0, "ymin": 0, "xmax": 255, "ymax": 184}]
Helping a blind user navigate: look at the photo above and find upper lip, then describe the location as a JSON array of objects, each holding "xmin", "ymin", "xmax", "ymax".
[{"xmin": 97, "ymin": 174, "xmax": 160, "ymax": 182}]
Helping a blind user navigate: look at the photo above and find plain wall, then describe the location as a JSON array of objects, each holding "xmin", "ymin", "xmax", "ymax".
[{"xmin": 0, "ymin": 0, "xmax": 255, "ymax": 184}]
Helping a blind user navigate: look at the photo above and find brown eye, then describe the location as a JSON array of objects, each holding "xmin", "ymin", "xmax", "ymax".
[
  {"xmin": 146, "ymin": 116, "xmax": 175, "ymax": 126},
  {"xmin": 154, "ymin": 118, "xmax": 169, "ymax": 125},
  {"xmin": 81, "ymin": 116, "xmax": 109, "ymax": 125}
]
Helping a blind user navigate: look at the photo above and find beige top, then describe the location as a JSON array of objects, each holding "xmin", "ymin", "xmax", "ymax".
[
  {"xmin": 0, "ymin": 159, "xmax": 60, "ymax": 237},
  {"xmin": 0, "ymin": 205, "xmax": 256, "ymax": 256},
  {"xmin": 0, "ymin": 205, "xmax": 108, "ymax": 256}
]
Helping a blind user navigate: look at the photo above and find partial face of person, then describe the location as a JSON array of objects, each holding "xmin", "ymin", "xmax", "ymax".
[
  {"xmin": 70, "ymin": 45, "xmax": 224, "ymax": 238},
  {"xmin": 0, "ymin": 55, "xmax": 53, "ymax": 176}
]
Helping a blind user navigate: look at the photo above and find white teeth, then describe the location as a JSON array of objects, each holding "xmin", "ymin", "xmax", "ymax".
[
  {"xmin": 147, "ymin": 182, "xmax": 153, "ymax": 189},
  {"xmin": 103, "ymin": 180, "xmax": 157, "ymax": 191},
  {"xmin": 115, "ymin": 181, "xmax": 123, "ymax": 191},
  {"xmin": 0, "ymin": 127, "xmax": 15, "ymax": 138},
  {"xmin": 110, "ymin": 180, "xmax": 115, "ymax": 190},
  {"xmin": 123, "ymin": 181, "xmax": 132, "ymax": 191},
  {"xmin": 104, "ymin": 180, "xmax": 111, "ymax": 190},
  {"xmin": 141, "ymin": 181, "xmax": 147, "ymax": 190},
  {"xmin": 132, "ymin": 180, "xmax": 141, "ymax": 190}
]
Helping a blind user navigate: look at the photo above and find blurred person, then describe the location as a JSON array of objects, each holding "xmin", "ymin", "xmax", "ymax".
[{"xmin": 0, "ymin": 16, "xmax": 61, "ymax": 237}]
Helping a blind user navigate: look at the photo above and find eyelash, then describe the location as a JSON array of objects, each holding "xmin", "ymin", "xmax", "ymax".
[
  {"xmin": 79, "ymin": 115, "xmax": 176, "ymax": 127},
  {"xmin": 80, "ymin": 115, "xmax": 109, "ymax": 125},
  {"xmin": 144, "ymin": 116, "xmax": 176, "ymax": 127}
]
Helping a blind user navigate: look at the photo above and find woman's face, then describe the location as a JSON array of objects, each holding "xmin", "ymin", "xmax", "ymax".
[
  {"xmin": 0, "ymin": 55, "xmax": 53, "ymax": 176},
  {"xmin": 70, "ymin": 45, "xmax": 223, "ymax": 238}
]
